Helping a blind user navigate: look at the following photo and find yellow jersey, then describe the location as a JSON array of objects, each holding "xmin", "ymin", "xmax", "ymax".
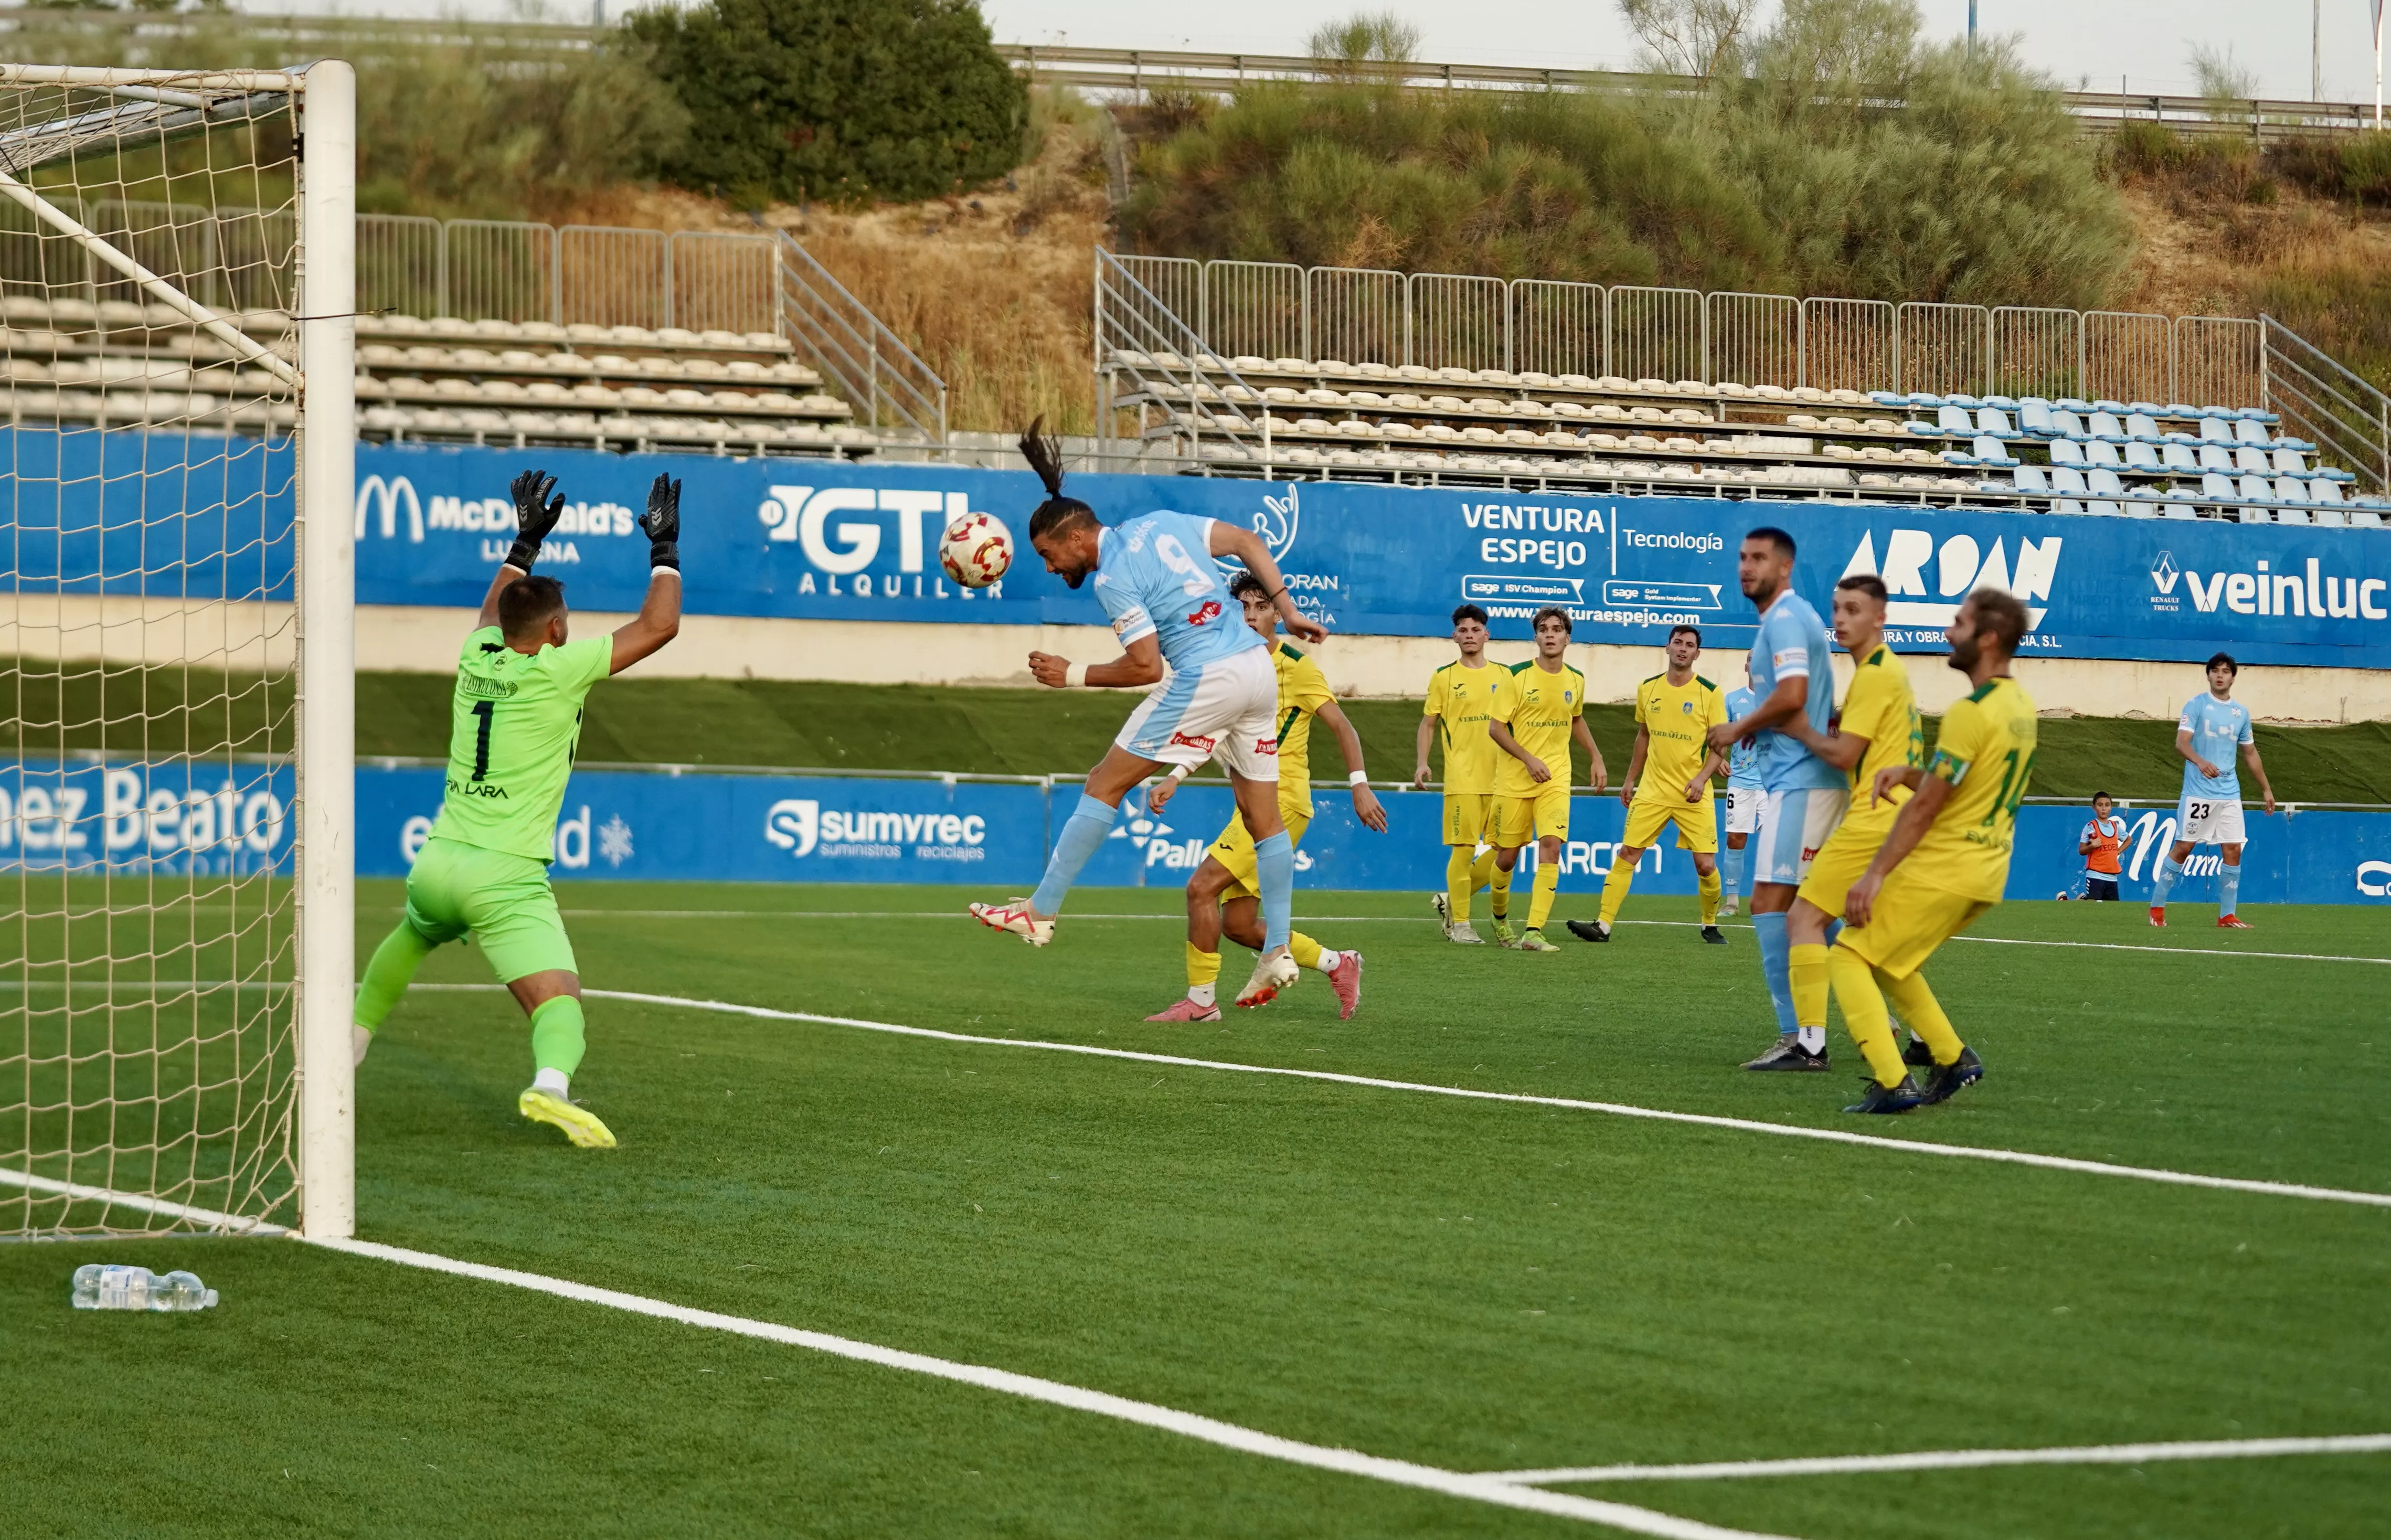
[
  {"xmin": 1270, "ymin": 642, "xmax": 1338, "ymax": 816},
  {"xmin": 1491, "ymin": 660, "xmax": 1586, "ymax": 798},
  {"xmin": 1631, "ymin": 671, "xmax": 1726, "ymax": 805},
  {"xmin": 1835, "ymin": 644, "xmax": 1924, "ymax": 838},
  {"xmin": 1422, "ymin": 659, "xmax": 1505, "ymax": 794},
  {"xmin": 1910, "ymin": 675, "xmax": 2038, "ymax": 901}
]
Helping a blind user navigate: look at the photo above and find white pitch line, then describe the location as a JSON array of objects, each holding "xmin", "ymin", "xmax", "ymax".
[
  {"xmin": 302, "ymin": 1233, "xmax": 1795, "ymax": 1540},
  {"xmin": 513, "ymin": 985, "xmax": 2391, "ymax": 1210},
  {"xmin": 1486, "ymin": 1433, "xmax": 2391, "ymax": 1485},
  {"xmin": 541, "ymin": 909, "xmax": 2391, "ymax": 966}
]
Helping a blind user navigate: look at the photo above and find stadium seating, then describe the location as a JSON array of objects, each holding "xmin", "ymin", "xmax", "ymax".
[
  {"xmin": 1106, "ymin": 346, "xmax": 2389, "ymax": 525},
  {"xmin": 0, "ymin": 296, "xmax": 867, "ymax": 456}
]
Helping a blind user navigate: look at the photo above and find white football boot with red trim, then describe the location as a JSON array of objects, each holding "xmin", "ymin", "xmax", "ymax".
[
  {"xmin": 1235, "ymin": 951, "xmax": 1300, "ymax": 1008},
  {"xmin": 970, "ymin": 898, "xmax": 1054, "ymax": 947}
]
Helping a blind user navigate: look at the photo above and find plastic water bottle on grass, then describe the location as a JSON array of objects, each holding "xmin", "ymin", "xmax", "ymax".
[{"xmin": 71, "ymin": 1263, "xmax": 218, "ymax": 1312}]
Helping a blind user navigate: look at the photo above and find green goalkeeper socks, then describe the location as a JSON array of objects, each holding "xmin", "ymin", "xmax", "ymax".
[
  {"xmin": 530, "ymin": 994, "xmax": 588, "ymax": 1078},
  {"xmin": 354, "ymin": 921, "xmax": 435, "ymax": 1033}
]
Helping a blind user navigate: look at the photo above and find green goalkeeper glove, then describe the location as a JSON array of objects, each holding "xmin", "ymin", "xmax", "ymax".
[
  {"xmin": 505, "ymin": 469, "xmax": 564, "ymax": 572},
  {"xmin": 642, "ymin": 473, "xmax": 682, "ymax": 572}
]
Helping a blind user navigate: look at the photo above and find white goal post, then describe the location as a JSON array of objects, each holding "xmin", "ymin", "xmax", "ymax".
[{"xmin": 0, "ymin": 61, "xmax": 354, "ymax": 1240}]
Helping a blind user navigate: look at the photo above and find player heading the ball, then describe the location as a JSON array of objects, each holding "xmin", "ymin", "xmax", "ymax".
[
  {"xmin": 970, "ymin": 421, "xmax": 1326, "ymax": 1011},
  {"xmin": 2148, "ymin": 653, "xmax": 2276, "ymax": 930},
  {"xmin": 350, "ymin": 469, "xmax": 687, "ymax": 1149}
]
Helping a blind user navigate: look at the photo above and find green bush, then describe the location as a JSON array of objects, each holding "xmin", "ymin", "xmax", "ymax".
[
  {"xmin": 2271, "ymin": 132, "xmax": 2391, "ymax": 209},
  {"xmin": 1125, "ymin": 14, "xmax": 2131, "ymax": 310},
  {"xmin": 628, "ymin": 0, "xmax": 1026, "ymax": 205}
]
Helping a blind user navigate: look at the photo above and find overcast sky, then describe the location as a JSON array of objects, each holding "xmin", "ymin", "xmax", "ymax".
[{"xmin": 265, "ymin": 1, "xmax": 2388, "ymax": 104}]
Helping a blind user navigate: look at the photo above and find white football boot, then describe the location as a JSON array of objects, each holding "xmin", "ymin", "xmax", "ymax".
[{"xmin": 970, "ymin": 898, "xmax": 1054, "ymax": 947}]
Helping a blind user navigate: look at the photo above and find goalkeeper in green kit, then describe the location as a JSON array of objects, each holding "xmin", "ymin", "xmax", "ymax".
[{"xmin": 351, "ymin": 468, "xmax": 685, "ymax": 1148}]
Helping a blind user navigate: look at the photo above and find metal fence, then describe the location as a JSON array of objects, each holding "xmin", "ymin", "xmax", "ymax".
[
  {"xmin": 0, "ymin": 196, "xmax": 296, "ymax": 315},
  {"xmin": 1091, "ymin": 249, "xmax": 2281, "ymax": 409},
  {"xmin": 768, "ymin": 227, "xmax": 946, "ymax": 444}
]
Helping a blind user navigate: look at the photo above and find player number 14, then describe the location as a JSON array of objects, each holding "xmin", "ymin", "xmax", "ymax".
[{"xmin": 1984, "ymin": 747, "xmax": 2034, "ymax": 826}]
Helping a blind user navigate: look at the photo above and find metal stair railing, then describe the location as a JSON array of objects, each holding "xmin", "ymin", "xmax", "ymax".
[
  {"xmin": 1093, "ymin": 247, "xmax": 1270, "ymax": 470},
  {"xmin": 2262, "ymin": 316, "xmax": 2391, "ymax": 495},
  {"xmin": 764, "ymin": 224, "xmax": 947, "ymax": 445}
]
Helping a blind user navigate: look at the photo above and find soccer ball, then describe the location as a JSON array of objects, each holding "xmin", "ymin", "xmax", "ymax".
[{"xmin": 939, "ymin": 512, "xmax": 1013, "ymax": 588}]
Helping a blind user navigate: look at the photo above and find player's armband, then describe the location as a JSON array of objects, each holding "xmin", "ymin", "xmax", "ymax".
[{"xmin": 1928, "ymin": 748, "xmax": 1970, "ymax": 784}]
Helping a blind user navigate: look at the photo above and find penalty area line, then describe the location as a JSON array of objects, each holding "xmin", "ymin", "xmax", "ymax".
[
  {"xmin": 1485, "ymin": 1432, "xmax": 2391, "ymax": 1485},
  {"xmin": 523, "ymin": 985, "xmax": 2391, "ymax": 1210},
  {"xmin": 301, "ymin": 1234, "xmax": 1796, "ymax": 1540}
]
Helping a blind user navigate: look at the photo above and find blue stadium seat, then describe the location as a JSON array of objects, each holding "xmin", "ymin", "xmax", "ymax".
[
  {"xmin": 2128, "ymin": 400, "xmax": 2164, "ymax": 417},
  {"xmin": 2271, "ymin": 447, "xmax": 2308, "ymax": 475},
  {"xmin": 2199, "ymin": 417, "xmax": 2236, "ymax": 443},
  {"xmin": 2050, "ymin": 438, "xmax": 2087, "ymax": 465},
  {"xmin": 2056, "ymin": 397, "xmax": 2093, "ymax": 413},
  {"xmin": 2011, "ymin": 464, "xmax": 2051, "ymax": 492},
  {"xmin": 1946, "ymin": 394, "xmax": 1984, "ymax": 410},
  {"xmin": 2161, "ymin": 442, "xmax": 2197, "ymax": 472},
  {"xmin": 1984, "ymin": 394, "xmax": 2019, "ymax": 410},
  {"xmin": 2086, "ymin": 440, "xmax": 2123, "ymax": 468},
  {"xmin": 2162, "ymin": 402, "xmax": 2201, "ymax": 418},
  {"xmin": 2052, "ymin": 465, "xmax": 2090, "ymax": 497},
  {"xmin": 2234, "ymin": 445, "xmax": 2271, "ymax": 474},
  {"xmin": 1937, "ymin": 405, "xmax": 1975, "ymax": 434},
  {"xmin": 2197, "ymin": 443, "xmax": 2235, "ymax": 471},
  {"xmin": 2201, "ymin": 471, "xmax": 2239, "ymax": 509},
  {"xmin": 2235, "ymin": 406, "xmax": 2280, "ymax": 424},
  {"xmin": 2124, "ymin": 441, "xmax": 2161, "ymax": 471},
  {"xmin": 2161, "ymin": 488, "xmax": 2201, "ymax": 519},
  {"xmin": 1972, "ymin": 434, "xmax": 2018, "ymax": 466},
  {"xmin": 2308, "ymin": 477, "xmax": 2347, "ymax": 507},
  {"xmin": 2238, "ymin": 473, "xmax": 2277, "ymax": 505},
  {"xmin": 2088, "ymin": 468, "xmax": 2128, "ymax": 499},
  {"xmin": 1868, "ymin": 390, "xmax": 1906, "ymax": 406},
  {"xmin": 2275, "ymin": 475, "xmax": 2313, "ymax": 506},
  {"xmin": 2232, "ymin": 418, "xmax": 2271, "ymax": 446},
  {"xmin": 2124, "ymin": 412, "xmax": 2162, "ymax": 441},
  {"xmin": 2086, "ymin": 411, "xmax": 2129, "ymax": 442},
  {"xmin": 2050, "ymin": 409, "xmax": 2087, "ymax": 439},
  {"xmin": 2017, "ymin": 399, "xmax": 2057, "ymax": 436},
  {"xmin": 1975, "ymin": 407, "xmax": 2016, "ymax": 437},
  {"xmin": 1908, "ymin": 392, "xmax": 1944, "ymax": 408},
  {"xmin": 2312, "ymin": 463, "xmax": 2357, "ymax": 483}
]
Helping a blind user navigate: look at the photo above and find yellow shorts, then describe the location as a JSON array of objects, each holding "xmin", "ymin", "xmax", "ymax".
[
  {"xmin": 1207, "ymin": 806, "xmax": 1312, "ymax": 901},
  {"xmin": 1836, "ymin": 865, "xmax": 1996, "ymax": 980},
  {"xmin": 1493, "ymin": 782, "xmax": 1571, "ymax": 846},
  {"xmin": 1442, "ymin": 792, "xmax": 1494, "ymax": 847},
  {"xmin": 1623, "ymin": 795, "xmax": 1718, "ymax": 855},
  {"xmin": 1794, "ymin": 817, "xmax": 1892, "ymax": 917}
]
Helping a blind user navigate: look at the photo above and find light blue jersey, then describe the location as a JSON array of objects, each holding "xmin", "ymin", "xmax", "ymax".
[
  {"xmin": 1090, "ymin": 511, "xmax": 1264, "ymax": 673},
  {"xmin": 1750, "ymin": 590, "xmax": 1840, "ymax": 792},
  {"xmin": 1723, "ymin": 684, "xmax": 1762, "ymax": 787},
  {"xmin": 2178, "ymin": 692, "xmax": 2252, "ymax": 799}
]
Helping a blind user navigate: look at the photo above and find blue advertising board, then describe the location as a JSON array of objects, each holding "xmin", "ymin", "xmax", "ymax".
[
  {"xmin": 10, "ymin": 761, "xmax": 2390, "ymax": 905},
  {"xmin": 344, "ymin": 441, "xmax": 2391, "ymax": 668},
  {"xmin": 5, "ymin": 428, "xmax": 2390, "ymax": 667}
]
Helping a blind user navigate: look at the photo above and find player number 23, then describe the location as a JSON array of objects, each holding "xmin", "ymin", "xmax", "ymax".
[{"xmin": 2186, "ymin": 800, "xmax": 2212, "ymax": 820}]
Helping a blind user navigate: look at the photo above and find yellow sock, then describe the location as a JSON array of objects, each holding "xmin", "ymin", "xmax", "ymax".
[
  {"xmin": 1828, "ymin": 943, "xmax": 1909, "ymax": 1088},
  {"xmin": 1883, "ymin": 967, "xmax": 1963, "ymax": 1067},
  {"xmin": 1444, "ymin": 846, "xmax": 1475, "ymax": 923},
  {"xmin": 1289, "ymin": 931, "xmax": 1324, "ymax": 970},
  {"xmin": 1470, "ymin": 847, "xmax": 1497, "ymax": 894},
  {"xmin": 1528, "ymin": 860, "xmax": 1560, "ymax": 931},
  {"xmin": 1698, "ymin": 868, "xmax": 1721, "ymax": 925},
  {"xmin": 1490, "ymin": 863, "xmax": 1513, "ymax": 919},
  {"xmin": 1596, "ymin": 856, "xmax": 1635, "ymax": 926},
  {"xmin": 1789, "ymin": 942, "xmax": 1830, "ymax": 1033},
  {"xmin": 1187, "ymin": 941, "xmax": 1221, "ymax": 991}
]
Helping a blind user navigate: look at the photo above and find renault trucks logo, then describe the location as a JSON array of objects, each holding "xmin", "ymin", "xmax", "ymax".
[
  {"xmin": 1840, "ymin": 528, "xmax": 2058, "ymax": 643},
  {"xmin": 765, "ymin": 797, "xmax": 987, "ymax": 862},
  {"xmin": 758, "ymin": 485, "xmax": 1001, "ymax": 600},
  {"xmin": 2149, "ymin": 550, "xmax": 2183, "ymax": 615},
  {"xmin": 2149, "ymin": 551, "xmax": 2387, "ymax": 621}
]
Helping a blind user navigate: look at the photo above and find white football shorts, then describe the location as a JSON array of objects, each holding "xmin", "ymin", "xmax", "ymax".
[
  {"xmin": 1115, "ymin": 645, "xmax": 1281, "ymax": 780},
  {"xmin": 1754, "ymin": 786, "xmax": 1850, "ymax": 886},
  {"xmin": 1724, "ymin": 784, "xmax": 1760, "ymax": 836},
  {"xmin": 2174, "ymin": 793, "xmax": 2246, "ymax": 847}
]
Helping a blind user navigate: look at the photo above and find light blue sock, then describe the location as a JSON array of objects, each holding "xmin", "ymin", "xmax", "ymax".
[
  {"xmin": 2149, "ymin": 856, "xmax": 2182, "ymax": 909},
  {"xmin": 1255, "ymin": 830, "xmax": 1294, "ymax": 950},
  {"xmin": 2218, "ymin": 862, "xmax": 2239, "ymax": 917},
  {"xmin": 1752, "ymin": 911, "xmax": 1796, "ymax": 1036},
  {"xmin": 1030, "ymin": 793, "xmax": 1118, "ymax": 916},
  {"xmin": 1722, "ymin": 842, "xmax": 1746, "ymax": 899},
  {"xmin": 1822, "ymin": 917, "xmax": 1843, "ymax": 950}
]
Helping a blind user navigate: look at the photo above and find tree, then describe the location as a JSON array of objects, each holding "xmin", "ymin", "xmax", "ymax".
[
  {"xmin": 629, "ymin": 0, "xmax": 1026, "ymax": 206},
  {"xmin": 1617, "ymin": 0, "xmax": 1759, "ymax": 78}
]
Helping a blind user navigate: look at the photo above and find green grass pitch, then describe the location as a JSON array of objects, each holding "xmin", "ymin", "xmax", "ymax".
[{"xmin": 5, "ymin": 883, "xmax": 2387, "ymax": 1538}]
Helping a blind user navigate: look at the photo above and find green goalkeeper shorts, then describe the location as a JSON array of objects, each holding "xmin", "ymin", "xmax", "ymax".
[{"xmin": 404, "ymin": 835, "xmax": 579, "ymax": 983}]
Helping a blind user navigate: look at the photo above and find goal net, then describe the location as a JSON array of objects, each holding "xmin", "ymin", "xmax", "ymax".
[{"xmin": 0, "ymin": 63, "xmax": 354, "ymax": 1239}]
